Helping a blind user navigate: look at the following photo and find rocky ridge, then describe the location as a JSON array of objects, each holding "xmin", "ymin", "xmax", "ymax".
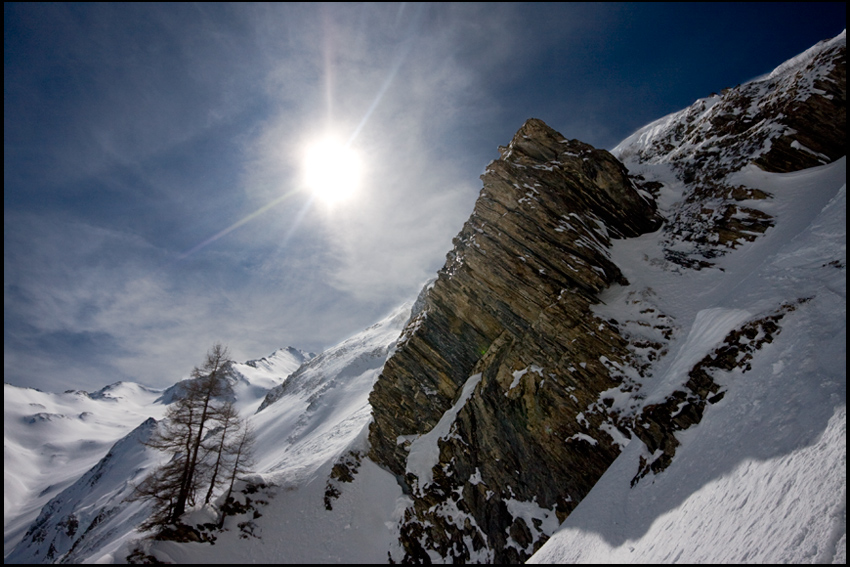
[
  {"xmin": 368, "ymin": 31, "xmax": 845, "ymax": 563},
  {"xmin": 615, "ymin": 30, "xmax": 845, "ymax": 269},
  {"xmin": 369, "ymin": 119, "xmax": 662, "ymax": 562}
]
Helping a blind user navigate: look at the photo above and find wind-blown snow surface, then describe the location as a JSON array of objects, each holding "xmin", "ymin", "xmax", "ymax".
[
  {"xmin": 250, "ymin": 304, "xmax": 409, "ymax": 485},
  {"xmin": 529, "ymin": 156, "xmax": 846, "ymax": 563}
]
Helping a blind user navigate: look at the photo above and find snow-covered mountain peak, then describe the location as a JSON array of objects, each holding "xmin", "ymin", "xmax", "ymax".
[
  {"xmin": 5, "ymin": 301, "xmax": 413, "ymax": 563},
  {"xmin": 6, "ymin": 418, "xmax": 160, "ymax": 564},
  {"xmin": 243, "ymin": 346, "xmax": 315, "ymax": 372},
  {"xmin": 87, "ymin": 381, "xmax": 162, "ymax": 402},
  {"xmin": 613, "ymin": 29, "xmax": 845, "ymax": 174},
  {"xmin": 766, "ymin": 28, "xmax": 846, "ymax": 81},
  {"xmin": 611, "ymin": 30, "xmax": 845, "ymax": 272},
  {"xmin": 256, "ymin": 303, "xmax": 411, "ymax": 414},
  {"xmin": 3, "ymin": 381, "xmax": 166, "ymax": 558}
]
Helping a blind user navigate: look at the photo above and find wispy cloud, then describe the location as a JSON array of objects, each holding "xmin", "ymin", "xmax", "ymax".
[
  {"xmin": 3, "ymin": 211, "xmax": 375, "ymax": 390},
  {"xmin": 5, "ymin": 3, "xmax": 845, "ymax": 392},
  {"xmin": 240, "ymin": 4, "xmax": 522, "ymax": 303}
]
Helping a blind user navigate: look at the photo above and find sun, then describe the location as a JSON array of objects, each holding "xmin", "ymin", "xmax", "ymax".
[{"xmin": 303, "ymin": 136, "xmax": 362, "ymax": 206}]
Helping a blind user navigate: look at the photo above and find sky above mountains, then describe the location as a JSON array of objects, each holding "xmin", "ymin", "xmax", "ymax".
[{"xmin": 4, "ymin": 2, "xmax": 846, "ymax": 392}]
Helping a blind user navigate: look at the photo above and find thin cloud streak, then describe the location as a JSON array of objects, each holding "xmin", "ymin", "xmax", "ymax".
[
  {"xmin": 346, "ymin": 4, "xmax": 425, "ymax": 147},
  {"xmin": 176, "ymin": 190, "xmax": 300, "ymax": 262}
]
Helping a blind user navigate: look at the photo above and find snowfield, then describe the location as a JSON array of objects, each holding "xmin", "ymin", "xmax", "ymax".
[
  {"xmin": 529, "ymin": 138, "xmax": 846, "ymax": 564},
  {"xmin": 4, "ymin": 382, "xmax": 166, "ymax": 558}
]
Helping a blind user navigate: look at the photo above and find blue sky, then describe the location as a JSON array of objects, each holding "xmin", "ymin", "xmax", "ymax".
[{"xmin": 4, "ymin": 3, "xmax": 846, "ymax": 392}]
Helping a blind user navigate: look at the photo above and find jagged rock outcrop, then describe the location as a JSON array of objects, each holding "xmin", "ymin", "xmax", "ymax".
[
  {"xmin": 630, "ymin": 299, "xmax": 807, "ymax": 485},
  {"xmin": 369, "ymin": 119, "xmax": 662, "ymax": 562}
]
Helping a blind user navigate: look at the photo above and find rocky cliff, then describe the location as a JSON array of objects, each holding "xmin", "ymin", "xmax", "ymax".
[
  {"xmin": 368, "ymin": 119, "xmax": 663, "ymax": 562},
  {"xmin": 369, "ymin": 31, "xmax": 845, "ymax": 563}
]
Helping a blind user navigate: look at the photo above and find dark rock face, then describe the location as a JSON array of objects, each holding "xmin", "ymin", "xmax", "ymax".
[
  {"xmin": 369, "ymin": 119, "xmax": 661, "ymax": 562},
  {"xmin": 620, "ymin": 34, "xmax": 845, "ymax": 178},
  {"xmin": 754, "ymin": 43, "xmax": 845, "ymax": 173}
]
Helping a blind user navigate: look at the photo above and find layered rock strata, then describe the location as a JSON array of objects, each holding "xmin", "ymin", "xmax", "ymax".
[
  {"xmin": 368, "ymin": 35, "xmax": 846, "ymax": 562},
  {"xmin": 369, "ymin": 118, "xmax": 661, "ymax": 562}
]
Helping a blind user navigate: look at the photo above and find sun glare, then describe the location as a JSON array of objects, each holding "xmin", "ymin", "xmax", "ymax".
[{"xmin": 303, "ymin": 136, "xmax": 362, "ymax": 206}]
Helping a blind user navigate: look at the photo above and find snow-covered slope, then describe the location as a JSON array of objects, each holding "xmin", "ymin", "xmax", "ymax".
[
  {"xmin": 529, "ymin": 32, "xmax": 846, "ymax": 564},
  {"xmin": 5, "ymin": 305, "xmax": 411, "ymax": 563},
  {"xmin": 251, "ymin": 305, "xmax": 409, "ymax": 484},
  {"xmin": 133, "ymin": 304, "xmax": 413, "ymax": 564},
  {"xmin": 4, "ymin": 343, "xmax": 312, "ymax": 562},
  {"xmin": 231, "ymin": 346, "xmax": 315, "ymax": 415},
  {"xmin": 613, "ymin": 30, "xmax": 845, "ymax": 175},
  {"xmin": 3, "ymin": 382, "xmax": 165, "ymax": 557},
  {"xmin": 5, "ymin": 419, "xmax": 161, "ymax": 564},
  {"xmin": 530, "ymin": 157, "xmax": 846, "ymax": 565},
  {"xmin": 112, "ymin": 304, "xmax": 412, "ymax": 564}
]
